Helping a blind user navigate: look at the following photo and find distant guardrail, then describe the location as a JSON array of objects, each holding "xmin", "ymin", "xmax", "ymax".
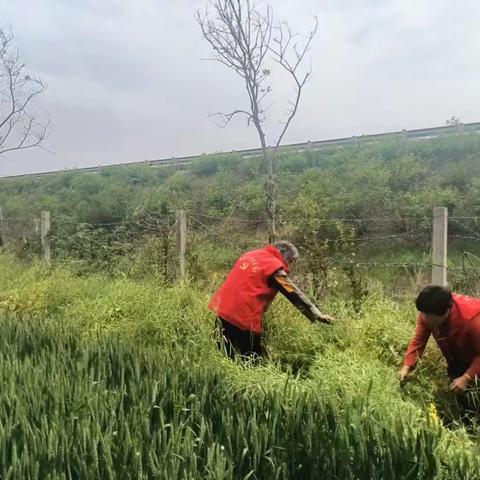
[{"xmin": 2, "ymin": 121, "xmax": 480, "ymax": 181}]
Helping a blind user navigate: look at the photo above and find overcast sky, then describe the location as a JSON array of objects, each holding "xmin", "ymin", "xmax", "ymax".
[{"xmin": 1, "ymin": 0, "xmax": 479, "ymax": 176}]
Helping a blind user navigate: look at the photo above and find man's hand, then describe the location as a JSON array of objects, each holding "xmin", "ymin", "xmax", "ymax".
[
  {"xmin": 399, "ymin": 365, "xmax": 413, "ymax": 386},
  {"xmin": 315, "ymin": 313, "xmax": 334, "ymax": 325},
  {"xmin": 450, "ymin": 374, "xmax": 471, "ymax": 392}
]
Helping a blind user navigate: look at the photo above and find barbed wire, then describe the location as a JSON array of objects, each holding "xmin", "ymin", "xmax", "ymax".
[
  {"xmin": 463, "ymin": 252, "xmax": 480, "ymax": 276},
  {"xmin": 3, "ymin": 212, "xmax": 479, "ymax": 252},
  {"xmin": 459, "ymin": 252, "xmax": 480, "ymax": 296},
  {"xmin": 190, "ymin": 213, "xmax": 435, "ymax": 246},
  {"xmin": 1, "ymin": 212, "xmax": 479, "ymax": 222},
  {"xmin": 0, "ymin": 216, "xmax": 38, "ymax": 223},
  {"xmin": 330, "ymin": 261, "xmax": 429, "ymax": 269},
  {"xmin": 282, "ymin": 216, "xmax": 433, "ymax": 223},
  {"xmin": 3, "ymin": 213, "xmax": 479, "ymax": 231},
  {"xmin": 54, "ymin": 224, "xmax": 88, "ymax": 252},
  {"xmin": 189, "ymin": 212, "xmax": 267, "ymax": 224},
  {"xmin": 449, "ymin": 235, "xmax": 480, "ymax": 241},
  {"xmin": 1, "ymin": 212, "xmax": 479, "ymax": 279},
  {"xmin": 449, "ymin": 219, "xmax": 480, "ymax": 239}
]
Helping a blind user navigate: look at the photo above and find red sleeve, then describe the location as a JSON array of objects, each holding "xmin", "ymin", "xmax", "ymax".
[
  {"xmin": 404, "ymin": 314, "xmax": 431, "ymax": 368},
  {"xmin": 465, "ymin": 314, "xmax": 480, "ymax": 379}
]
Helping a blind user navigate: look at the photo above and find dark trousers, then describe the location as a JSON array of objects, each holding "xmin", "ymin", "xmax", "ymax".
[
  {"xmin": 447, "ymin": 361, "xmax": 470, "ymax": 380},
  {"xmin": 217, "ymin": 317, "xmax": 263, "ymax": 359},
  {"xmin": 447, "ymin": 360, "xmax": 480, "ymax": 417}
]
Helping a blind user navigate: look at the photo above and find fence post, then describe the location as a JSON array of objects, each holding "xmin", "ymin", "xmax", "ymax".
[
  {"xmin": 432, "ymin": 207, "xmax": 448, "ymax": 286},
  {"xmin": 0, "ymin": 205, "xmax": 5, "ymax": 247},
  {"xmin": 176, "ymin": 210, "xmax": 186, "ymax": 281},
  {"xmin": 41, "ymin": 210, "xmax": 51, "ymax": 264}
]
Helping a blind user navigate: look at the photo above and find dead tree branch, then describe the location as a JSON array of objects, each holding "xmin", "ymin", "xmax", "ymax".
[
  {"xmin": 197, "ymin": 1, "xmax": 317, "ymax": 241},
  {"xmin": 0, "ymin": 27, "xmax": 50, "ymax": 156},
  {"xmin": 270, "ymin": 16, "xmax": 318, "ymax": 157}
]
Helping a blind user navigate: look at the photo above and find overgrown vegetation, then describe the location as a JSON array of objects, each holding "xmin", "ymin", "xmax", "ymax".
[
  {"xmin": 1, "ymin": 133, "xmax": 480, "ymax": 225},
  {"xmin": 0, "ymin": 254, "xmax": 480, "ymax": 478},
  {"xmin": 1, "ymin": 132, "xmax": 479, "ymax": 293},
  {"xmin": 0, "ymin": 133, "xmax": 480, "ymax": 477}
]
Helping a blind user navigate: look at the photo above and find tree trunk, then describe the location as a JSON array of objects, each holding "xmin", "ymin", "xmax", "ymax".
[
  {"xmin": 263, "ymin": 147, "xmax": 276, "ymax": 243},
  {"xmin": 254, "ymin": 121, "xmax": 277, "ymax": 243}
]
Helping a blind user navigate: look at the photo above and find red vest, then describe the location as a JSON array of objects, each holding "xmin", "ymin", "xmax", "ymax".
[{"xmin": 208, "ymin": 246, "xmax": 287, "ymax": 333}]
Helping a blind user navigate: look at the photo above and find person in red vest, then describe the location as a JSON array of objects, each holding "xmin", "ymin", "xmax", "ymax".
[
  {"xmin": 400, "ymin": 285, "xmax": 480, "ymax": 392},
  {"xmin": 209, "ymin": 241, "xmax": 333, "ymax": 358}
]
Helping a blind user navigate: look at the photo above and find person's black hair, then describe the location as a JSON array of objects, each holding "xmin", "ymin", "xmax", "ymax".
[{"xmin": 415, "ymin": 285, "xmax": 453, "ymax": 316}]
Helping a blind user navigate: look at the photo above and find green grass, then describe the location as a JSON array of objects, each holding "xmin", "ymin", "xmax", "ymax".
[{"xmin": 0, "ymin": 254, "xmax": 480, "ymax": 478}]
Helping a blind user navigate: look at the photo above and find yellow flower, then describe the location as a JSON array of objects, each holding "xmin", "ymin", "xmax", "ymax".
[{"xmin": 428, "ymin": 402, "xmax": 441, "ymax": 425}]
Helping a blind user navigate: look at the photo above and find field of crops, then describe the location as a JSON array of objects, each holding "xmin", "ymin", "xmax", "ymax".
[{"xmin": 1, "ymin": 254, "xmax": 480, "ymax": 479}]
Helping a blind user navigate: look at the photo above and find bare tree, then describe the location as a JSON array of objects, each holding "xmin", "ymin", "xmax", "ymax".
[
  {"xmin": 0, "ymin": 28, "xmax": 49, "ymax": 156},
  {"xmin": 196, "ymin": 0, "xmax": 317, "ymax": 242}
]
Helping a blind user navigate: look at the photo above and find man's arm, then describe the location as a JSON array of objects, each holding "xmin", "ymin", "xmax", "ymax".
[
  {"xmin": 403, "ymin": 315, "xmax": 431, "ymax": 369},
  {"xmin": 465, "ymin": 314, "xmax": 480, "ymax": 379},
  {"xmin": 268, "ymin": 269, "xmax": 332, "ymax": 323},
  {"xmin": 399, "ymin": 315, "xmax": 431, "ymax": 384},
  {"xmin": 451, "ymin": 315, "xmax": 480, "ymax": 391}
]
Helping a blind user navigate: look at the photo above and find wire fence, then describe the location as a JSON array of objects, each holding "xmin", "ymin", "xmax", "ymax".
[{"xmin": 1, "ymin": 210, "xmax": 479, "ymax": 296}]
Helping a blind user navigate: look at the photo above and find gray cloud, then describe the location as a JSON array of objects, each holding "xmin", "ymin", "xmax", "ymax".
[{"xmin": 1, "ymin": 0, "xmax": 479, "ymax": 176}]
